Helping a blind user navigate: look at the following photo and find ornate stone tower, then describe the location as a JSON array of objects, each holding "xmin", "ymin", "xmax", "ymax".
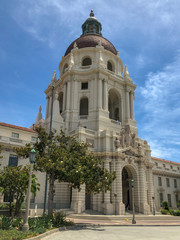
[{"xmin": 41, "ymin": 11, "xmax": 154, "ymax": 215}]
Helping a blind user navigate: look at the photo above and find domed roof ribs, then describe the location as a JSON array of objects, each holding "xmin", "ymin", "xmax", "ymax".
[{"xmin": 64, "ymin": 11, "xmax": 117, "ymax": 56}]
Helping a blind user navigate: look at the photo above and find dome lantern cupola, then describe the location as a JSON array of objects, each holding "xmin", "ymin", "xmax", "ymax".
[{"xmin": 81, "ymin": 10, "xmax": 102, "ymax": 36}]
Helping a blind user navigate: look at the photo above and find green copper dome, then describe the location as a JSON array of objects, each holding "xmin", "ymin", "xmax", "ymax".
[{"xmin": 81, "ymin": 10, "xmax": 102, "ymax": 36}]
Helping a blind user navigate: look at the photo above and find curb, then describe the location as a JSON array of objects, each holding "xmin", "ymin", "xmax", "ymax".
[{"xmin": 26, "ymin": 225, "xmax": 87, "ymax": 240}]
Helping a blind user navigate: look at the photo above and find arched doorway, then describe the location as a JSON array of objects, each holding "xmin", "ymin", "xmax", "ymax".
[
  {"xmin": 108, "ymin": 89, "xmax": 122, "ymax": 122},
  {"xmin": 122, "ymin": 165, "xmax": 139, "ymax": 212}
]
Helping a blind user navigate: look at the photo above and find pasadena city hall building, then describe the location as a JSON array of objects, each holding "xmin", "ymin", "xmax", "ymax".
[{"xmin": 0, "ymin": 11, "xmax": 180, "ymax": 215}]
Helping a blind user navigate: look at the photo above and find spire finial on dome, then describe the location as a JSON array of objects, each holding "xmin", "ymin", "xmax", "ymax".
[{"xmin": 90, "ymin": 10, "xmax": 94, "ymax": 17}]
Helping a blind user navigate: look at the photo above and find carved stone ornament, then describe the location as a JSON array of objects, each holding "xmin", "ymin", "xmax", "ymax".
[
  {"xmin": 73, "ymin": 42, "xmax": 77, "ymax": 48},
  {"xmin": 114, "ymin": 125, "xmax": 145, "ymax": 157}
]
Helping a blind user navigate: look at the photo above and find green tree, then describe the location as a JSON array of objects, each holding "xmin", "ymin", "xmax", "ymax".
[
  {"xmin": 0, "ymin": 165, "xmax": 40, "ymax": 216},
  {"xmin": 16, "ymin": 127, "xmax": 116, "ymax": 215}
]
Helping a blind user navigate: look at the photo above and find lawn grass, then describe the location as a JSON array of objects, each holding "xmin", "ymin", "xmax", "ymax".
[{"xmin": 0, "ymin": 229, "xmax": 39, "ymax": 240}]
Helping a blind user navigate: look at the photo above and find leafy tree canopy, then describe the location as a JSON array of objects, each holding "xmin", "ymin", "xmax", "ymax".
[
  {"xmin": 16, "ymin": 126, "xmax": 116, "ymax": 214},
  {"xmin": 0, "ymin": 165, "xmax": 40, "ymax": 216}
]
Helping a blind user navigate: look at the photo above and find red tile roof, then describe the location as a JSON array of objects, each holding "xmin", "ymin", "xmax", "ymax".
[
  {"xmin": 152, "ymin": 157, "xmax": 180, "ymax": 166},
  {"xmin": 0, "ymin": 122, "xmax": 36, "ymax": 133}
]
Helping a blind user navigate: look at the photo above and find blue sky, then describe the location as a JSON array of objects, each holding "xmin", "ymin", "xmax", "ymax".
[{"xmin": 0, "ymin": 0, "xmax": 180, "ymax": 162}]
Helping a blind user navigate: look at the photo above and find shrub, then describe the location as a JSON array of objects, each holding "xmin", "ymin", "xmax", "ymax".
[
  {"xmin": 174, "ymin": 210, "xmax": 180, "ymax": 216},
  {"xmin": 0, "ymin": 203, "xmax": 10, "ymax": 210},
  {"xmin": 161, "ymin": 201, "xmax": 169, "ymax": 210},
  {"xmin": 52, "ymin": 211, "xmax": 66, "ymax": 227},
  {"xmin": 12, "ymin": 217, "xmax": 23, "ymax": 230},
  {"xmin": 169, "ymin": 208, "xmax": 174, "ymax": 215},
  {"xmin": 161, "ymin": 209, "xmax": 169, "ymax": 215},
  {"xmin": 177, "ymin": 200, "xmax": 180, "ymax": 210},
  {"xmin": 28, "ymin": 215, "xmax": 53, "ymax": 232},
  {"xmin": 1, "ymin": 216, "xmax": 13, "ymax": 230}
]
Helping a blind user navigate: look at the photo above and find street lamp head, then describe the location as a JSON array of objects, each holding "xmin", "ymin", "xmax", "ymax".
[
  {"xmin": 29, "ymin": 149, "xmax": 36, "ymax": 164},
  {"xmin": 114, "ymin": 193, "xmax": 117, "ymax": 197},
  {"xmin": 131, "ymin": 179, "xmax": 134, "ymax": 188}
]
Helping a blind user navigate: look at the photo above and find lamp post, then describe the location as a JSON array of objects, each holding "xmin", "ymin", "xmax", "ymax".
[
  {"xmin": 43, "ymin": 81, "xmax": 55, "ymax": 214},
  {"xmin": 114, "ymin": 193, "xmax": 117, "ymax": 215},
  {"xmin": 152, "ymin": 196, "xmax": 155, "ymax": 216},
  {"xmin": 131, "ymin": 179, "xmax": 136, "ymax": 224},
  {"xmin": 22, "ymin": 149, "xmax": 36, "ymax": 232}
]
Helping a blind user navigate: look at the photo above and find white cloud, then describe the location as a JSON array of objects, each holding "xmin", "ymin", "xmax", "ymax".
[
  {"xmin": 8, "ymin": 0, "xmax": 180, "ymax": 50},
  {"xmin": 139, "ymin": 52, "xmax": 180, "ymax": 161}
]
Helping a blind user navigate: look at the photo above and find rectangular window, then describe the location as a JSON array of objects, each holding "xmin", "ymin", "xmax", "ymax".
[
  {"xmin": 176, "ymin": 195, "xmax": 179, "ymax": 206},
  {"xmin": 31, "ymin": 136, "xmax": 37, "ymax": 142},
  {"xmin": 81, "ymin": 82, "xmax": 88, "ymax": 90},
  {"xmin": 8, "ymin": 155, "xmax": 18, "ymax": 167},
  {"xmin": 3, "ymin": 194, "xmax": 13, "ymax": 203},
  {"xmin": 170, "ymin": 165, "xmax": 173, "ymax": 169},
  {"xmin": 174, "ymin": 179, "xmax": 177, "ymax": 188},
  {"xmin": 12, "ymin": 132, "xmax": 19, "ymax": 138},
  {"xmin": 155, "ymin": 162, "xmax": 158, "ymax": 167},
  {"xmin": 163, "ymin": 164, "xmax": 166, "ymax": 168},
  {"xmin": 158, "ymin": 177, "xmax": 162, "ymax": 186},
  {"xmin": 167, "ymin": 194, "xmax": 172, "ymax": 207},
  {"xmin": 159, "ymin": 193, "xmax": 163, "ymax": 205},
  {"xmin": 166, "ymin": 178, "xmax": 170, "ymax": 187}
]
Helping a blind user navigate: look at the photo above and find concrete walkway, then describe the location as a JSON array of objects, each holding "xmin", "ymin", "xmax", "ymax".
[{"xmin": 42, "ymin": 226, "xmax": 180, "ymax": 240}]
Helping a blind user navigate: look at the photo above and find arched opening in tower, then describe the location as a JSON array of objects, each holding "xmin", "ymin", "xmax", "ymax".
[
  {"xmin": 59, "ymin": 92, "xmax": 63, "ymax": 114},
  {"xmin": 122, "ymin": 165, "xmax": 139, "ymax": 213},
  {"xmin": 108, "ymin": 89, "xmax": 122, "ymax": 122}
]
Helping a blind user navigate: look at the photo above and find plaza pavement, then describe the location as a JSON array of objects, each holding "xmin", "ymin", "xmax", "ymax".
[{"xmin": 42, "ymin": 226, "xmax": 180, "ymax": 240}]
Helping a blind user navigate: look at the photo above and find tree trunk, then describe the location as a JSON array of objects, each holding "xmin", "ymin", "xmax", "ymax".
[{"xmin": 48, "ymin": 172, "xmax": 55, "ymax": 216}]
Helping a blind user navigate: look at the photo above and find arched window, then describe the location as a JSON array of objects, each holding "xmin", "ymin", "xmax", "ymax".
[
  {"xmin": 63, "ymin": 63, "xmax": 68, "ymax": 73},
  {"xmin": 59, "ymin": 92, "xmax": 63, "ymax": 114},
  {"xmin": 80, "ymin": 97, "xmax": 88, "ymax": 116},
  {"xmin": 107, "ymin": 61, "xmax": 114, "ymax": 72},
  {"xmin": 108, "ymin": 89, "xmax": 122, "ymax": 122},
  {"xmin": 82, "ymin": 57, "xmax": 92, "ymax": 66}
]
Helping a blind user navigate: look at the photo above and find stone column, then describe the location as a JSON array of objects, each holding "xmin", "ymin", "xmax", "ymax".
[
  {"xmin": 116, "ymin": 161, "xmax": 125, "ymax": 215},
  {"xmin": 48, "ymin": 96, "xmax": 52, "ymax": 118},
  {"xmin": 73, "ymin": 80, "xmax": 78, "ymax": 110},
  {"xmin": 126, "ymin": 90, "xmax": 130, "ymax": 119},
  {"xmin": 146, "ymin": 167, "xmax": 154, "ymax": 213},
  {"xmin": 93, "ymin": 77, "xmax": 97, "ymax": 109},
  {"xmin": 98, "ymin": 79, "xmax": 102, "ymax": 109},
  {"xmin": 103, "ymin": 79, "xmax": 108, "ymax": 111},
  {"xmin": 71, "ymin": 185, "xmax": 85, "ymax": 213},
  {"xmin": 104, "ymin": 161, "xmax": 111, "ymax": 204},
  {"xmin": 130, "ymin": 92, "xmax": 134, "ymax": 119},
  {"xmin": 45, "ymin": 97, "xmax": 50, "ymax": 119},
  {"xmin": 66, "ymin": 80, "xmax": 71, "ymax": 110},
  {"xmin": 138, "ymin": 162, "xmax": 150, "ymax": 214},
  {"xmin": 63, "ymin": 83, "xmax": 66, "ymax": 111}
]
